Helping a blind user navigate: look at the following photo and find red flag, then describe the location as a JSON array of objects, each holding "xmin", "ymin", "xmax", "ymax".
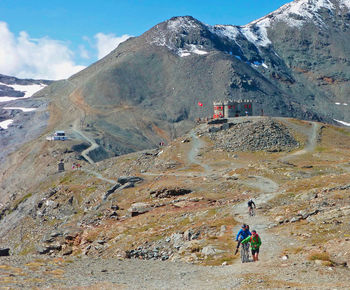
[{"xmin": 198, "ymin": 102, "xmax": 203, "ymax": 107}]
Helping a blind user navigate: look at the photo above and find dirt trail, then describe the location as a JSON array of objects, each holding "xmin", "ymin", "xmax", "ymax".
[
  {"xmin": 227, "ymin": 123, "xmax": 321, "ymax": 274},
  {"xmin": 183, "ymin": 126, "xmax": 287, "ymax": 270},
  {"xmin": 141, "ymin": 128, "xmax": 212, "ymax": 178},
  {"xmin": 72, "ymin": 119, "xmax": 99, "ymax": 164},
  {"xmin": 188, "ymin": 129, "xmax": 211, "ymax": 173},
  {"xmin": 81, "ymin": 168, "xmax": 117, "ymax": 184},
  {"xmin": 280, "ymin": 121, "xmax": 320, "ymax": 162}
]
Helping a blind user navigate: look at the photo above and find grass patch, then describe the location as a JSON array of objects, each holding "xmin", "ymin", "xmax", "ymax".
[
  {"xmin": 19, "ymin": 244, "xmax": 36, "ymax": 256},
  {"xmin": 315, "ymin": 146, "xmax": 328, "ymax": 153},
  {"xmin": 283, "ymin": 246, "xmax": 304, "ymax": 255},
  {"xmin": 59, "ymin": 172, "xmax": 74, "ymax": 184},
  {"xmin": 11, "ymin": 193, "xmax": 32, "ymax": 212},
  {"xmin": 308, "ymin": 251, "xmax": 331, "ymax": 262},
  {"xmin": 334, "ymin": 127, "xmax": 350, "ymax": 136}
]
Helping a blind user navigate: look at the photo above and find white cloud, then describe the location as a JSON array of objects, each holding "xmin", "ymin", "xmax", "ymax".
[
  {"xmin": 94, "ymin": 33, "xmax": 131, "ymax": 59},
  {"xmin": 79, "ymin": 45, "xmax": 90, "ymax": 59},
  {"xmin": 0, "ymin": 22, "xmax": 85, "ymax": 80}
]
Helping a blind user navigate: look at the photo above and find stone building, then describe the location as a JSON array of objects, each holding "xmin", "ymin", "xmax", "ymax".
[{"xmin": 213, "ymin": 100, "xmax": 253, "ymax": 119}]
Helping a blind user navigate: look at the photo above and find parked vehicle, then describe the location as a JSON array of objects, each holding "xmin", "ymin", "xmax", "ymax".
[{"xmin": 46, "ymin": 130, "xmax": 67, "ymax": 141}]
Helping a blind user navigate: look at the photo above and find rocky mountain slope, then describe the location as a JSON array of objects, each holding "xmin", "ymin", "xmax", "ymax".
[
  {"xmin": 0, "ymin": 74, "xmax": 51, "ymax": 162},
  {"xmin": 0, "ymin": 116, "xmax": 349, "ymax": 288},
  {"xmin": 17, "ymin": 0, "xmax": 347, "ymax": 164},
  {"xmin": 1, "ymin": 0, "xmax": 350, "ymax": 232}
]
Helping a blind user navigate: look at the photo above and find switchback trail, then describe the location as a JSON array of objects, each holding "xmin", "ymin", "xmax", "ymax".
[
  {"xmin": 72, "ymin": 119, "xmax": 99, "ymax": 164},
  {"xmin": 280, "ymin": 121, "xmax": 320, "ymax": 162},
  {"xmin": 229, "ymin": 121, "xmax": 321, "ymax": 272}
]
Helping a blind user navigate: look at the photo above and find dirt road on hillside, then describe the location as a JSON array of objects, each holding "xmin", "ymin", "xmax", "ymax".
[{"xmin": 71, "ymin": 119, "xmax": 99, "ymax": 164}]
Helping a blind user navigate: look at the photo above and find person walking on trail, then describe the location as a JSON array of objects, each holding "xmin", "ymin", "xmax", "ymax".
[
  {"xmin": 248, "ymin": 198, "xmax": 256, "ymax": 216},
  {"xmin": 234, "ymin": 224, "xmax": 251, "ymax": 255},
  {"xmin": 241, "ymin": 230, "xmax": 262, "ymax": 262}
]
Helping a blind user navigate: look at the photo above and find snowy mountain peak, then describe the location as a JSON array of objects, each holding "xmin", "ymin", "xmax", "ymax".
[
  {"xmin": 146, "ymin": 16, "xmax": 210, "ymax": 56},
  {"xmin": 166, "ymin": 16, "xmax": 202, "ymax": 33},
  {"xmin": 211, "ymin": 0, "xmax": 350, "ymax": 48},
  {"xmin": 250, "ymin": 0, "xmax": 350, "ymax": 30}
]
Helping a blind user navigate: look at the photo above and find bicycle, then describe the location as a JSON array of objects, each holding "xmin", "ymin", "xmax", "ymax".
[
  {"xmin": 249, "ymin": 206, "xmax": 255, "ymax": 216},
  {"xmin": 240, "ymin": 242, "xmax": 250, "ymax": 263}
]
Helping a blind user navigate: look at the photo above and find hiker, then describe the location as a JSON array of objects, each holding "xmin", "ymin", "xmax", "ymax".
[
  {"xmin": 241, "ymin": 230, "xmax": 262, "ymax": 262},
  {"xmin": 248, "ymin": 198, "xmax": 256, "ymax": 216},
  {"xmin": 234, "ymin": 224, "xmax": 251, "ymax": 255}
]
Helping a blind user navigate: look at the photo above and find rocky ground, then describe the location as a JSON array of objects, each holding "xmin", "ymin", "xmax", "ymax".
[
  {"xmin": 206, "ymin": 117, "xmax": 300, "ymax": 152},
  {"xmin": 0, "ymin": 117, "xmax": 349, "ymax": 288}
]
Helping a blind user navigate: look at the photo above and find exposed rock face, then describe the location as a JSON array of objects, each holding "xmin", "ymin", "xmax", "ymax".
[
  {"xmin": 117, "ymin": 176, "xmax": 143, "ymax": 185},
  {"xmin": 208, "ymin": 119, "xmax": 299, "ymax": 152},
  {"xmin": 150, "ymin": 187, "xmax": 192, "ymax": 198}
]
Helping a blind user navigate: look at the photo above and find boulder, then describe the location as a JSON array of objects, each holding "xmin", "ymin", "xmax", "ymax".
[
  {"xmin": 171, "ymin": 233, "xmax": 184, "ymax": 249},
  {"xmin": 290, "ymin": 216, "xmax": 302, "ymax": 223},
  {"xmin": 118, "ymin": 176, "xmax": 143, "ymax": 185},
  {"xmin": 201, "ymin": 245, "xmax": 217, "ymax": 256},
  {"xmin": 0, "ymin": 248, "xmax": 10, "ymax": 256},
  {"xmin": 128, "ymin": 202, "xmax": 152, "ymax": 217},
  {"xmin": 37, "ymin": 245, "xmax": 50, "ymax": 255},
  {"xmin": 62, "ymin": 246, "xmax": 73, "ymax": 256},
  {"xmin": 183, "ymin": 229, "xmax": 193, "ymax": 241}
]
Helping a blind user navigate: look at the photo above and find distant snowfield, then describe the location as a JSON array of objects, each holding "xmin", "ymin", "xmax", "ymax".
[
  {"xmin": 0, "ymin": 83, "xmax": 46, "ymax": 130},
  {"xmin": 0, "ymin": 119, "xmax": 14, "ymax": 129},
  {"xmin": 0, "ymin": 83, "xmax": 46, "ymax": 103},
  {"xmin": 3, "ymin": 107, "xmax": 37, "ymax": 112},
  {"xmin": 334, "ymin": 119, "xmax": 350, "ymax": 126}
]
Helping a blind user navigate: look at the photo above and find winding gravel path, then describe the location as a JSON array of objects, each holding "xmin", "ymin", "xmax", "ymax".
[
  {"xmin": 72, "ymin": 120, "xmax": 99, "ymax": 164},
  {"xmin": 280, "ymin": 121, "xmax": 320, "ymax": 162}
]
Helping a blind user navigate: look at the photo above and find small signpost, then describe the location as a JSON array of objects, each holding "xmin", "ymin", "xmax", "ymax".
[{"xmin": 58, "ymin": 159, "xmax": 65, "ymax": 172}]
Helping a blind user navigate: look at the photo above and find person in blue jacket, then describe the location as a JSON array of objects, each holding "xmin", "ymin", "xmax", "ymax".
[{"xmin": 234, "ymin": 224, "xmax": 251, "ymax": 255}]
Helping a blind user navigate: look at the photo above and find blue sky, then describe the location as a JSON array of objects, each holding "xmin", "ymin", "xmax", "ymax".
[{"xmin": 0, "ymin": 0, "xmax": 291, "ymax": 79}]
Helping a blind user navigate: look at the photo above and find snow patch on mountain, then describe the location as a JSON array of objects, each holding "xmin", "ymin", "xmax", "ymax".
[
  {"xmin": 241, "ymin": 24, "xmax": 272, "ymax": 47},
  {"xmin": 210, "ymin": 25, "xmax": 241, "ymax": 40},
  {"xmin": 0, "ymin": 119, "xmax": 13, "ymax": 129},
  {"xmin": 179, "ymin": 44, "xmax": 208, "ymax": 57},
  {"xmin": 0, "ymin": 83, "xmax": 46, "ymax": 103},
  {"xmin": 149, "ymin": 17, "xmax": 210, "ymax": 57},
  {"xmin": 167, "ymin": 17, "xmax": 198, "ymax": 32},
  {"xmin": 339, "ymin": 0, "xmax": 350, "ymax": 9},
  {"xmin": 4, "ymin": 107, "xmax": 37, "ymax": 112},
  {"xmin": 334, "ymin": 119, "xmax": 350, "ymax": 126},
  {"xmin": 211, "ymin": 0, "xmax": 350, "ymax": 48}
]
